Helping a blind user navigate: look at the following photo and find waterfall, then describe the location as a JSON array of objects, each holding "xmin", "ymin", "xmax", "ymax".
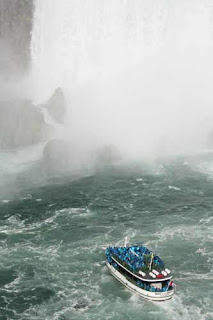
[
  {"xmin": 31, "ymin": 0, "xmax": 172, "ymax": 100},
  {"xmin": 31, "ymin": 0, "xmax": 213, "ymax": 155}
]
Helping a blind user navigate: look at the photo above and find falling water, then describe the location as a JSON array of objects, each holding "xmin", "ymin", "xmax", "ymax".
[
  {"xmin": 30, "ymin": 0, "xmax": 213, "ymax": 156},
  {"xmin": 31, "ymin": 0, "xmax": 169, "ymax": 98},
  {"xmin": 31, "ymin": 0, "xmax": 213, "ymax": 94},
  {"xmin": 1, "ymin": 2, "xmax": 213, "ymax": 319}
]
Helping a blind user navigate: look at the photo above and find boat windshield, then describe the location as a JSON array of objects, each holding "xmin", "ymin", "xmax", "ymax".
[{"xmin": 136, "ymin": 279, "xmax": 174, "ymax": 292}]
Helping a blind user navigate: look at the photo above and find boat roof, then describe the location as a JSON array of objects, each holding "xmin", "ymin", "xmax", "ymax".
[{"xmin": 106, "ymin": 245, "xmax": 173, "ymax": 282}]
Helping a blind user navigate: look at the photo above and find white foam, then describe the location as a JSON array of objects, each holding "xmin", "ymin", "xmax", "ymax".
[
  {"xmin": 4, "ymin": 275, "xmax": 22, "ymax": 290},
  {"xmin": 22, "ymin": 194, "xmax": 33, "ymax": 200},
  {"xmin": 168, "ymin": 185, "xmax": 181, "ymax": 191}
]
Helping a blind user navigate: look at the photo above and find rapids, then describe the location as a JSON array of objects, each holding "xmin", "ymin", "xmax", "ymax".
[
  {"xmin": 0, "ymin": 154, "xmax": 213, "ymax": 319},
  {"xmin": 1, "ymin": 1, "xmax": 213, "ymax": 319}
]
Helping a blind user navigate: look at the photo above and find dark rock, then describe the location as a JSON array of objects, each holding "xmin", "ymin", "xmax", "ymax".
[
  {"xmin": 41, "ymin": 139, "xmax": 76, "ymax": 176},
  {"xmin": 43, "ymin": 140, "xmax": 122, "ymax": 173},
  {"xmin": 96, "ymin": 144, "xmax": 122, "ymax": 164},
  {"xmin": 43, "ymin": 139, "xmax": 71, "ymax": 167},
  {"xmin": 0, "ymin": 268, "xmax": 17, "ymax": 287},
  {"xmin": 0, "ymin": 0, "xmax": 33, "ymax": 74},
  {"xmin": 0, "ymin": 100, "xmax": 53, "ymax": 148},
  {"xmin": 42, "ymin": 139, "xmax": 93, "ymax": 176},
  {"xmin": 73, "ymin": 301, "xmax": 88, "ymax": 311},
  {"xmin": 41, "ymin": 87, "xmax": 66, "ymax": 123}
]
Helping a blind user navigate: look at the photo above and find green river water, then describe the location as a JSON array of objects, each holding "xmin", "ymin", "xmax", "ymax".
[{"xmin": 0, "ymin": 150, "xmax": 212, "ymax": 320}]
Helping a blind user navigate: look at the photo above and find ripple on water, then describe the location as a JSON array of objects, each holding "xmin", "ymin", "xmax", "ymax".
[{"xmin": 0, "ymin": 159, "xmax": 212, "ymax": 319}]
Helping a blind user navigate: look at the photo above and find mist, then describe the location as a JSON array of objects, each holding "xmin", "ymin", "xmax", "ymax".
[
  {"xmin": 1, "ymin": 0, "xmax": 213, "ymax": 187},
  {"xmin": 1, "ymin": 2, "xmax": 213, "ymax": 317},
  {"xmin": 30, "ymin": 0, "xmax": 213, "ymax": 161}
]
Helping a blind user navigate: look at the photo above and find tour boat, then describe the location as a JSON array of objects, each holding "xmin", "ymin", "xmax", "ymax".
[{"xmin": 105, "ymin": 239, "xmax": 175, "ymax": 301}]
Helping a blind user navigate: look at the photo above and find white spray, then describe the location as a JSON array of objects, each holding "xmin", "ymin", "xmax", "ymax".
[{"xmin": 31, "ymin": 0, "xmax": 213, "ymax": 158}]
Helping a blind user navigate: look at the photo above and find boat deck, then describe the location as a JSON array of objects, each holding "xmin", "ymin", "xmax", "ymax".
[{"xmin": 106, "ymin": 245, "xmax": 173, "ymax": 282}]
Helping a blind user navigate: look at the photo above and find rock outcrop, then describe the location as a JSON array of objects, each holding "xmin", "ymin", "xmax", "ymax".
[
  {"xmin": 0, "ymin": 100, "xmax": 53, "ymax": 148},
  {"xmin": 43, "ymin": 139, "xmax": 71, "ymax": 167},
  {"xmin": 0, "ymin": 86, "xmax": 67, "ymax": 148},
  {"xmin": 96, "ymin": 144, "xmax": 122, "ymax": 164},
  {"xmin": 41, "ymin": 88, "xmax": 66, "ymax": 124},
  {"xmin": 0, "ymin": 0, "xmax": 33, "ymax": 74},
  {"xmin": 42, "ymin": 140, "xmax": 122, "ymax": 172}
]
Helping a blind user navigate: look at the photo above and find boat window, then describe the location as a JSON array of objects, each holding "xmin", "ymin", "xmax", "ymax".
[{"xmin": 151, "ymin": 282, "xmax": 162, "ymax": 290}]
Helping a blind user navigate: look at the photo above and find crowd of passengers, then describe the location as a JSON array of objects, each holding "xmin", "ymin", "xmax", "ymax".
[{"xmin": 106, "ymin": 246, "xmax": 164, "ymax": 271}]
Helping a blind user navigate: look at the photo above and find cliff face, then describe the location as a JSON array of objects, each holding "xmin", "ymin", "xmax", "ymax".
[
  {"xmin": 0, "ymin": 0, "xmax": 33, "ymax": 75},
  {"xmin": 0, "ymin": 88, "xmax": 66, "ymax": 149},
  {"xmin": 0, "ymin": 100, "xmax": 53, "ymax": 148},
  {"xmin": 0, "ymin": 4, "xmax": 68, "ymax": 149},
  {"xmin": 40, "ymin": 88, "xmax": 67, "ymax": 124}
]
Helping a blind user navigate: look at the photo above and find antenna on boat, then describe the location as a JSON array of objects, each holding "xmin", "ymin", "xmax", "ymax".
[
  {"xmin": 149, "ymin": 253, "xmax": 154, "ymax": 270},
  {"xmin": 124, "ymin": 236, "xmax": 128, "ymax": 247}
]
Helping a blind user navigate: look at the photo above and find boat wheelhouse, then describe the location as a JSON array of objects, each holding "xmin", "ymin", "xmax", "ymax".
[{"xmin": 105, "ymin": 242, "xmax": 175, "ymax": 301}]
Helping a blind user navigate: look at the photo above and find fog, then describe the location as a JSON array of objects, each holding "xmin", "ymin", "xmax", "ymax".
[
  {"xmin": 30, "ymin": 0, "xmax": 213, "ymax": 159},
  {"xmin": 1, "ymin": 0, "xmax": 213, "ymax": 183}
]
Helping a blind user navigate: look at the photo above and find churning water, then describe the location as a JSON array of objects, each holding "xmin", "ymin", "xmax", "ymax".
[
  {"xmin": 1, "ymin": 0, "xmax": 213, "ymax": 319},
  {"xmin": 0, "ymin": 153, "xmax": 213, "ymax": 319}
]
